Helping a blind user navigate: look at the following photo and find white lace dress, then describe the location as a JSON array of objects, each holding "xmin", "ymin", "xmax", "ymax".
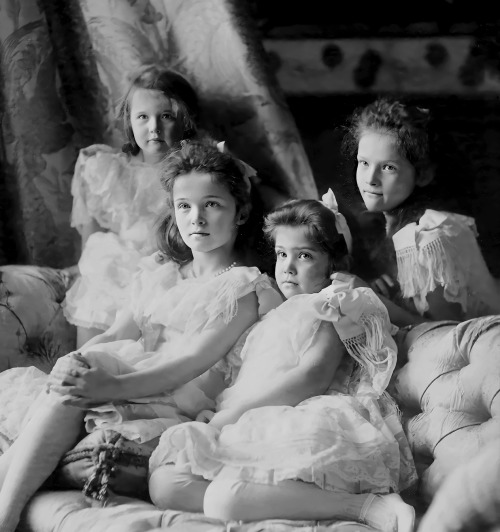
[
  {"xmin": 150, "ymin": 275, "xmax": 417, "ymax": 495},
  {"xmin": 393, "ymin": 209, "xmax": 500, "ymax": 319},
  {"xmin": 63, "ymin": 144, "xmax": 166, "ymax": 330},
  {"xmin": 0, "ymin": 256, "xmax": 281, "ymax": 451}
]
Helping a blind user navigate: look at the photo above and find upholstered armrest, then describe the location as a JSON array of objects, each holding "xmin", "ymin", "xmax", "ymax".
[{"xmin": 0, "ymin": 265, "xmax": 78, "ymax": 373}]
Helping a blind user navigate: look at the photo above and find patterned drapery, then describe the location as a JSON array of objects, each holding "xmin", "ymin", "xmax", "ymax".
[{"xmin": 0, "ymin": 0, "xmax": 316, "ymax": 267}]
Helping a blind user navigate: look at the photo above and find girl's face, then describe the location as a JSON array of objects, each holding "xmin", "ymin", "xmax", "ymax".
[
  {"xmin": 274, "ymin": 225, "xmax": 331, "ymax": 299},
  {"xmin": 173, "ymin": 171, "xmax": 241, "ymax": 256},
  {"xmin": 356, "ymin": 131, "xmax": 417, "ymax": 212},
  {"xmin": 130, "ymin": 88, "xmax": 185, "ymax": 164}
]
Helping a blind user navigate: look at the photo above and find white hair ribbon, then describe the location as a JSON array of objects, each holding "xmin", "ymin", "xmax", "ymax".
[
  {"xmin": 321, "ymin": 188, "xmax": 353, "ymax": 254},
  {"xmin": 216, "ymin": 141, "xmax": 254, "ymax": 193}
]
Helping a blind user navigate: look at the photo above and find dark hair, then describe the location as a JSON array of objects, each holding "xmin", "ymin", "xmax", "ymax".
[
  {"xmin": 118, "ymin": 65, "xmax": 199, "ymax": 156},
  {"xmin": 342, "ymin": 97, "xmax": 449, "ymax": 234},
  {"xmin": 156, "ymin": 141, "xmax": 253, "ymax": 264},
  {"xmin": 343, "ymin": 97, "xmax": 435, "ymax": 179},
  {"xmin": 263, "ymin": 198, "xmax": 352, "ymax": 275}
]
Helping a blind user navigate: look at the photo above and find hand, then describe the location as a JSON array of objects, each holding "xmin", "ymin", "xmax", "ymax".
[
  {"xmin": 195, "ymin": 409, "xmax": 215, "ymax": 423},
  {"xmin": 208, "ymin": 409, "xmax": 241, "ymax": 430},
  {"xmin": 48, "ymin": 352, "xmax": 119, "ymax": 408},
  {"xmin": 370, "ymin": 274, "xmax": 397, "ymax": 298},
  {"xmin": 330, "ymin": 272, "xmax": 369, "ymax": 290},
  {"xmin": 50, "ymin": 352, "xmax": 90, "ymax": 380}
]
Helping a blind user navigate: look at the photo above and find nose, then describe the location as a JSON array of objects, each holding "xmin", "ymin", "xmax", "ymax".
[
  {"xmin": 190, "ymin": 207, "xmax": 206, "ymax": 225},
  {"xmin": 365, "ymin": 166, "xmax": 381, "ymax": 186},
  {"xmin": 149, "ymin": 117, "xmax": 160, "ymax": 134},
  {"xmin": 282, "ymin": 255, "xmax": 296, "ymax": 275}
]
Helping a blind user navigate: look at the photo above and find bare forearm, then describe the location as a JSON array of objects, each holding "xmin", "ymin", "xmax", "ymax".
[
  {"xmin": 113, "ymin": 351, "xmax": 218, "ymax": 399},
  {"xmin": 115, "ymin": 301, "xmax": 259, "ymax": 399}
]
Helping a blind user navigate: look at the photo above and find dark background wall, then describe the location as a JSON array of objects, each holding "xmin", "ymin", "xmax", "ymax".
[{"xmin": 248, "ymin": 0, "xmax": 500, "ymax": 275}]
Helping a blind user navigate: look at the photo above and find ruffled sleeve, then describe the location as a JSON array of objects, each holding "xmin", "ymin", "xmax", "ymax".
[
  {"xmin": 188, "ymin": 267, "xmax": 283, "ymax": 335},
  {"xmin": 70, "ymin": 144, "xmax": 120, "ymax": 231},
  {"xmin": 392, "ymin": 209, "xmax": 478, "ymax": 315},
  {"xmin": 312, "ymin": 272, "xmax": 398, "ymax": 395}
]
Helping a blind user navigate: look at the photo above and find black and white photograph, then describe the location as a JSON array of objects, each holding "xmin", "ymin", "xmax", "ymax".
[{"xmin": 0, "ymin": 1, "xmax": 499, "ymax": 531}]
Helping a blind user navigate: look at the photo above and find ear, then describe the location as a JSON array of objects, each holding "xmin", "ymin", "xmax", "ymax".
[
  {"xmin": 236, "ymin": 205, "xmax": 250, "ymax": 226},
  {"xmin": 415, "ymin": 166, "xmax": 435, "ymax": 188}
]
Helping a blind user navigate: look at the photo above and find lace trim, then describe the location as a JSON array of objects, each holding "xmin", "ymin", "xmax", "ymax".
[
  {"xmin": 341, "ymin": 310, "xmax": 396, "ymax": 395},
  {"xmin": 396, "ymin": 231, "xmax": 467, "ymax": 315}
]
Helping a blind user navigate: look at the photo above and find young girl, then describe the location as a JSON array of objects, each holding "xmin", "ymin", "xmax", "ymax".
[
  {"xmin": 0, "ymin": 142, "xmax": 281, "ymax": 532},
  {"xmin": 63, "ymin": 64, "xmax": 204, "ymax": 347},
  {"xmin": 344, "ymin": 97, "xmax": 500, "ymax": 321},
  {"xmin": 147, "ymin": 198, "xmax": 417, "ymax": 532}
]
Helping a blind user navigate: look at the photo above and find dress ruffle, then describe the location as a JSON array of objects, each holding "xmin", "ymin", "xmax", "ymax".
[
  {"xmin": 64, "ymin": 144, "xmax": 165, "ymax": 329},
  {"xmin": 392, "ymin": 209, "xmax": 500, "ymax": 318},
  {"xmin": 150, "ymin": 275, "xmax": 416, "ymax": 494}
]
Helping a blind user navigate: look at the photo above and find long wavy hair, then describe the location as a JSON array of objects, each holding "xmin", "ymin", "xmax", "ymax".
[
  {"xmin": 156, "ymin": 141, "xmax": 254, "ymax": 264},
  {"xmin": 118, "ymin": 64, "xmax": 200, "ymax": 156}
]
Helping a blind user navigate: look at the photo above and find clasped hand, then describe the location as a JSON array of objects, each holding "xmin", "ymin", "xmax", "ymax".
[{"xmin": 47, "ymin": 351, "xmax": 118, "ymax": 408}]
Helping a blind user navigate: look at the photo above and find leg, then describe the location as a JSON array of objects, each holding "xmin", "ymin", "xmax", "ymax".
[
  {"xmin": 76, "ymin": 325, "xmax": 105, "ymax": 348},
  {"xmin": 149, "ymin": 464, "xmax": 209, "ymax": 512},
  {"xmin": 0, "ymin": 393, "xmax": 84, "ymax": 532},
  {"xmin": 204, "ymin": 472, "xmax": 414, "ymax": 532}
]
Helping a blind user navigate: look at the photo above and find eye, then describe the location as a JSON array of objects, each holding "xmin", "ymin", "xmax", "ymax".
[
  {"xmin": 136, "ymin": 114, "xmax": 147, "ymax": 120},
  {"xmin": 298, "ymin": 252, "xmax": 312, "ymax": 260},
  {"xmin": 357, "ymin": 159, "xmax": 368, "ymax": 167},
  {"xmin": 161, "ymin": 112, "xmax": 175, "ymax": 120},
  {"xmin": 205, "ymin": 201, "xmax": 220, "ymax": 208},
  {"xmin": 275, "ymin": 250, "xmax": 286, "ymax": 259},
  {"xmin": 383, "ymin": 163, "xmax": 397, "ymax": 172},
  {"xmin": 176, "ymin": 202, "xmax": 190, "ymax": 210}
]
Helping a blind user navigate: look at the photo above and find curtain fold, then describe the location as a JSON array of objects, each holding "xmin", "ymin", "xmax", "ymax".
[{"xmin": 0, "ymin": 0, "xmax": 315, "ymax": 267}]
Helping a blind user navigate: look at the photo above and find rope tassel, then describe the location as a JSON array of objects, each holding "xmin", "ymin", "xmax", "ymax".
[{"xmin": 82, "ymin": 434, "xmax": 123, "ymax": 504}]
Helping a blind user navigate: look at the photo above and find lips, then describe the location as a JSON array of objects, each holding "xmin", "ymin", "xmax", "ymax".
[{"xmin": 363, "ymin": 190, "xmax": 382, "ymax": 196}]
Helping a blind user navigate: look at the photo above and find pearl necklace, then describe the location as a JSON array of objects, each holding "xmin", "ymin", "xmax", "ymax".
[{"xmin": 213, "ymin": 261, "xmax": 238, "ymax": 277}]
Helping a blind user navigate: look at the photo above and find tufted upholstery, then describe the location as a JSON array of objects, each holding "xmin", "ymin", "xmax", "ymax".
[
  {"xmin": 390, "ymin": 319, "xmax": 500, "ymax": 503},
  {"xmin": 2, "ymin": 265, "xmax": 500, "ymax": 531}
]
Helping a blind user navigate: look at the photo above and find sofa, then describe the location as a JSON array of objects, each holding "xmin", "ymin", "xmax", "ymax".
[{"xmin": 1, "ymin": 264, "xmax": 500, "ymax": 532}]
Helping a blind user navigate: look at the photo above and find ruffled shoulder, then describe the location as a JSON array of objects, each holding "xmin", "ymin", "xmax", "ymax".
[
  {"xmin": 192, "ymin": 267, "xmax": 283, "ymax": 333},
  {"xmin": 392, "ymin": 209, "xmax": 478, "ymax": 314},
  {"xmin": 132, "ymin": 261, "xmax": 283, "ymax": 337},
  {"xmin": 311, "ymin": 272, "xmax": 398, "ymax": 395}
]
